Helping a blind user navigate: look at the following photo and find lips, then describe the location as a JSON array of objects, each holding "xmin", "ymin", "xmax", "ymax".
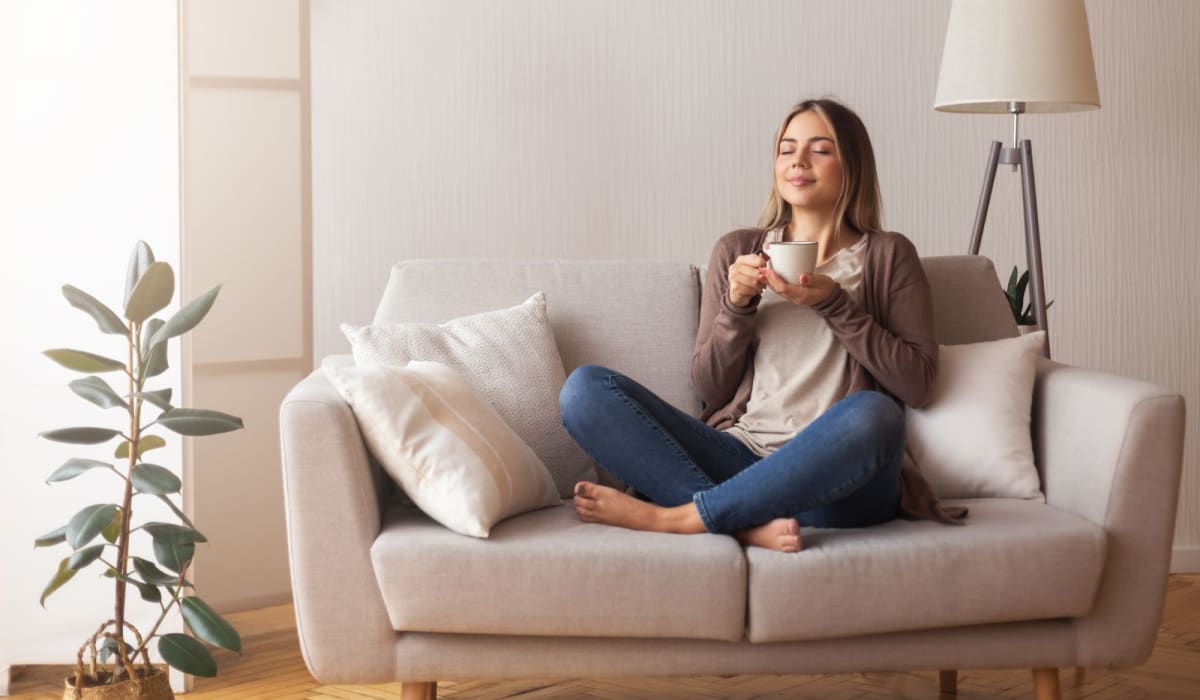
[{"xmin": 788, "ymin": 178, "xmax": 815, "ymax": 187}]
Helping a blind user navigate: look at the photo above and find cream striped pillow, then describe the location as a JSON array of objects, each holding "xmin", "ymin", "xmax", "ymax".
[{"xmin": 325, "ymin": 360, "xmax": 560, "ymax": 537}]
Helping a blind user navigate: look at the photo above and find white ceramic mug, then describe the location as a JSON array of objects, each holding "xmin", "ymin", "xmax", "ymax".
[{"xmin": 766, "ymin": 241, "xmax": 818, "ymax": 284}]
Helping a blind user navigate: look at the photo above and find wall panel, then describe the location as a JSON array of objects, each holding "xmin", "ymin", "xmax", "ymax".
[
  {"xmin": 188, "ymin": 0, "xmax": 301, "ymax": 79},
  {"xmin": 187, "ymin": 87, "xmax": 304, "ymax": 363}
]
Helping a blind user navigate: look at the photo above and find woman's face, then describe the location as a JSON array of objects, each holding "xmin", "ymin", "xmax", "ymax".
[{"xmin": 774, "ymin": 110, "xmax": 844, "ymax": 216}]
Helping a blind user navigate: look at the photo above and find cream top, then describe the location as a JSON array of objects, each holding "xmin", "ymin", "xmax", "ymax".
[{"xmin": 724, "ymin": 230, "xmax": 868, "ymax": 457}]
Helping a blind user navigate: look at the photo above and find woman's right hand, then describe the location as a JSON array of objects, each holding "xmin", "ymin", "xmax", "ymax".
[{"xmin": 727, "ymin": 252, "xmax": 768, "ymax": 307}]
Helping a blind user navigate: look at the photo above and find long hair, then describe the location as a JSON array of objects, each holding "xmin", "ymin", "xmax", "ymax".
[{"xmin": 757, "ymin": 98, "xmax": 883, "ymax": 239}]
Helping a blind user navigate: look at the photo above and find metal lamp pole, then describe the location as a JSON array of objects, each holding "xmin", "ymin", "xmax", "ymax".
[{"xmin": 966, "ymin": 101, "xmax": 1051, "ymax": 359}]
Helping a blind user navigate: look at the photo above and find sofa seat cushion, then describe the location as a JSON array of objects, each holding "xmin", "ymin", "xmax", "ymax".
[
  {"xmin": 746, "ymin": 498, "xmax": 1106, "ymax": 643},
  {"xmin": 370, "ymin": 500, "xmax": 747, "ymax": 641}
]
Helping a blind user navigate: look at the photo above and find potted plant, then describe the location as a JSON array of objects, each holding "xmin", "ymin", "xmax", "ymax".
[
  {"xmin": 36, "ymin": 241, "xmax": 243, "ymax": 699},
  {"xmin": 1005, "ymin": 266, "xmax": 1054, "ymax": 333}
]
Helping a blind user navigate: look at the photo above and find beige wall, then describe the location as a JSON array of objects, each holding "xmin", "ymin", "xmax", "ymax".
[
  {"xmin": 180, "ymin": 0, "xmax": 310, "ymax": 612},
  {"xmin": 310, "ymin": 0, "xmax": 1200, "ymax": 571}
]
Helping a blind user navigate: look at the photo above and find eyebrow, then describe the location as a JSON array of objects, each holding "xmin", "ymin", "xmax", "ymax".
[{"xmin": 780, "ymin": 137, "xmax": 835, "ymax": 145}]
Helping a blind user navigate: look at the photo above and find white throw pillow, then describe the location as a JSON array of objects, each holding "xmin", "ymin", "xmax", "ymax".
[
  {"xmin": 906, "ymin": 332, "xmax": 1047, "ymax": 500},
  {"xmin": 341, "ymin": 292, "xmax": 596, "ymax": 497},
  {"xmin": 326, "ymin": 361, "xmax": 560, "ymax": 538}
]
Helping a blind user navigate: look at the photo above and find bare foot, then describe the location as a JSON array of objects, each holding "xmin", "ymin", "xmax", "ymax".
[
  {"xmin": 572, "ymin": 482, "xmax": 705, "ymax": 534},
  {"xmin": 735, "ymin": 518, "xmax": 803, "ymax": 553}
]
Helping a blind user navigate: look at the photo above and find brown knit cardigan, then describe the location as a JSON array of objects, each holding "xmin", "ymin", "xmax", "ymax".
[{"xmin": 692, "ymin": 227, "xmax": 967, "ymax": 525}]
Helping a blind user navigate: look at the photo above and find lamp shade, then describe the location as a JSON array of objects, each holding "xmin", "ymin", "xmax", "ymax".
[{"xmin": 935, "ymin": 0, "xmax": 1100, "ymax": 113}]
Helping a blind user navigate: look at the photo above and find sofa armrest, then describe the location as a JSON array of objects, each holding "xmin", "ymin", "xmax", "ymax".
[
  {"xmin": 1033, "ymin": 359, "xmax": 1186, "ymax": 666},
  {"xmin": 279, "ymin": 365, "xmax": 397, "ymax": 682}
]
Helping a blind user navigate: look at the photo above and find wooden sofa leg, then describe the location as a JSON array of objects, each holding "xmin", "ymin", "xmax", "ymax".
[
  {"xmin": 401, "ymin": 681, "xmax": 436, "ymax": 699},
  {"xmin": 1033, "ymin": 668, "xmax": 1060, "ymax": 700},
  {"xmin": 938, "ymin": 669, "xmax": 957, "ymax": 694}
]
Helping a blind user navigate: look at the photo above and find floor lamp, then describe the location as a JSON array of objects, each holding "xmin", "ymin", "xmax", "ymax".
[{"xmin": 934, "ymin": 0, "xmax": 1100, "ymax": 358}]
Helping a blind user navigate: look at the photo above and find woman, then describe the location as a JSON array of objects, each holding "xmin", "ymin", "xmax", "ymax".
[{"xmin": 558, "ymin": 98, "xmax": 965, "ymax": 554}]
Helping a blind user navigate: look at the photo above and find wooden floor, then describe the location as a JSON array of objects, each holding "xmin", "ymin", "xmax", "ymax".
[{"xmin": 9, "ymin": 574, "xmax": 1200, "ymax": 699}]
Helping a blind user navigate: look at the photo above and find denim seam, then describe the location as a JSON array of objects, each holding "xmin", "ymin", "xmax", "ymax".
[{"xmin": 603, "ymin": 374, "xmax": 717, "ymax": 490}]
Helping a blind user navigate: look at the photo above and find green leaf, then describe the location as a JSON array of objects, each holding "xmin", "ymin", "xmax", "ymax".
[
  {"xmin": 43, "ymin": 348, "xmax": 125, "ymax": 374},
  {"xmin": 47, "ymin": 458, "xmax": 112, "ymax": 483},
  {"xmin": 68, "ymin": 376, "xmax": 128, "ymax": 411},
  {"xmin": 132, "ymin": 556, "xmax": 179, "ymax": 585},
  {"xmin": 158, "ymin": 633, "xmax": 217, "ymax": 677},
  {"xmin": 101, "ymin": 508, "xmax": 122, "ymax": 544},
  {"xmin": 62, "ymin": 285, "xmax": 128, "ymax": 335},
  {"xmin": 98, "ymin": 636, "xmax": 137, "ymax": 664},
  {"xmin": 141, "ymin": 342, "xmax": 169, "ymax": 381},
  {"xmin": 181, "ymin": 597, "xmax": 241, "ymax": 653},
  {"xmin": 40, "ymin": 557, "xmax": 78, "ymax": 607},
  {"xmin": 124, "ymin": 261, "xmax": 174, "ymax": 323},
  {"xmin": 98, "ymin": 637, "xmax": 122, "ymax": 664},
  {"xmin": 40, "ymin": 427, "xmax": 121, "ymax": 444},
  {"xmin": 104, "ymin": 568, "xmax": 143, "ymax": 586},
  {"xmin": 1006, "ymin": 266, "xmax": 1018, "ymax": 297},
  {"xmin": 35, "ymin": 525, "xmax": 67, "ymax": 548},
  {"xmin": 153, "ymin": 540, "xmax": 195, "ymax": 573},
  {"xmin": 132, "ymin": 388, "xmax": 173, "ymax": 412},
  {"xmin": 144, "ymin": 522, "xmax": 207, "ymax": 545},
  {"xmin": 1015, "ymin": 271, "xmax": 1030, "ymax": 308},
  {"xmin": 136, "ymin": 581, "xmax": 163, "ymax": 604},
  {"xmin": 66, "ymin": 504, "xmax": 118, "ymax": 549},
  {"xmin": 156, "ymin": 494, "xmax": 196, "ymax": 530},
  {"xmin": 149, "ymin": 285, "xmax": 220, "ymax": 348},
  {"xmin": 139, "ymin": 319, "xmax": 169, "ymax": 382},
  {"xmin": 124, "ymin": 241, "xmax": 156, "ymax": 308},
  {"xmin": 131, "ymin": 463, "xmax": 181, "ymax": 495},
  {"xmin": 114, "ymin": 434, "xmax": 166, "ymax": 459},
  {"xmin": 141, "ymin": 318, "xmax": 165, "ymax": 356},
  {"xmin": 157, "ymin": 408, "xmax": 243, "ymax": 436},
  {"xmin": 67, "ymin": 544, "xmax": 105, "ymax": 570}
]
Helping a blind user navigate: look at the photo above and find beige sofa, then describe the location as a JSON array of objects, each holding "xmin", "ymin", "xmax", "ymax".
[{"xmin": 280, "ymin": 256, "xmax": 1185, "ymax": 700}]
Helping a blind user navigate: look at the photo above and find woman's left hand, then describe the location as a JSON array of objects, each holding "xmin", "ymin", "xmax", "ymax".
[{"xmin": 758, "ymin": 267, "xmax": 838, "ymax": 306}]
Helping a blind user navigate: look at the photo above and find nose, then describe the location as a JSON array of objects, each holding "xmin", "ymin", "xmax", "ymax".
[{"xmin": 789, "ymin": 148, "xmax": 809, "ymax": 169}]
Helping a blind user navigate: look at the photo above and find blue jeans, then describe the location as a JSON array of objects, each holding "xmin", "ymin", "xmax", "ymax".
[{"xmin": 558, "ymin": 365, "xmax": 904, "ymax": 534}]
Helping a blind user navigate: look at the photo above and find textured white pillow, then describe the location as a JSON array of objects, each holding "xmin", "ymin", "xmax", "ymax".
[
  {"xmin": 326, "ymin": 361, "xmax": 560, "ymax": 538},
  {"xmin": 342, "ymin": 292, "xmax": 596, "ymax": 497},
  {"xmin": 906, "ymin": 332, "xmax": 1047, "ymax": 500}
]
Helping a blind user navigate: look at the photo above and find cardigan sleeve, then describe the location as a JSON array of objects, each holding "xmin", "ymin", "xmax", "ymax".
[
  {"xmin": 691, "ymin": 231, "xmax": 762, "ymax": 410},
  {"xmin": 812, "ymin": 234, "xmax": 939, "ymax": 408}
]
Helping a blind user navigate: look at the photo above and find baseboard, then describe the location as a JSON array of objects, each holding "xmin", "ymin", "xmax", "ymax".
[
  {"xmin": 1171, "ymin": 546, "xmax": 1200, "ymax": 573},
  {"xmin": 213, "ymin": 591, "xmax": 294, "ymax": 615},
  {"xmin": 1, "ymin": 665, "xmax": 11, "ymax": 696}
]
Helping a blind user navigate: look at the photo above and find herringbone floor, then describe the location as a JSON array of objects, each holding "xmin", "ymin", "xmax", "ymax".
[{"xmin": 9, "ymin": 575, "xmax": 1200, "ymax": 699}]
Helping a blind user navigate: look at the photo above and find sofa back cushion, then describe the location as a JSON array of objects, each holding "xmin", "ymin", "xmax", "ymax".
[
  {"xmin": 921, "ymin": 255, "xmax": 1018, "ymax": 345},
  {"xmin": 374, "ymin": 259, "xmax": 702, "ymax": 416}
]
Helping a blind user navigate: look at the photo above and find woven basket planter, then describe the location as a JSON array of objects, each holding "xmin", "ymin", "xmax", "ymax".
[{"xmin": 62, "ymin": 668, "xmax": 174, "ymax": 700}]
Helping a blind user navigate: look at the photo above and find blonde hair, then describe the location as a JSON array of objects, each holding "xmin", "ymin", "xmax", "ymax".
[{"xmin": 757, "ymin": 98, "xmax": 883, "ymax": 239}]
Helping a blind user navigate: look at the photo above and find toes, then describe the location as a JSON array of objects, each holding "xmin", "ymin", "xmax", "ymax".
[
  {"xmin": 574, "ymin": 481, "xmax": 598, "ymax": 499},
  {"xmin": 783, "ymin": 519, "xmax": 799, "ymax": 536}
]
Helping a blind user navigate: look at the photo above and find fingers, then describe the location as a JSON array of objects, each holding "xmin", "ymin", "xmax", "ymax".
[
  {"xmin": 763, "ymin": 269, "xmax": 834, "ymax": 306},
  {"xmin": 728, "ymin": 253, "xmax": 768, "ymax": 306}
]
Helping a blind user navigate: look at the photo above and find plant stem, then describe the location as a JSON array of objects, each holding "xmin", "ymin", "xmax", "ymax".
[
  {"xmin": 134, "ymin": 565, "xmax": 189, "ymax": 659},
  {"xmin": 113, "ymin": 322, "xmax": 142, "ymax": 671}
]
